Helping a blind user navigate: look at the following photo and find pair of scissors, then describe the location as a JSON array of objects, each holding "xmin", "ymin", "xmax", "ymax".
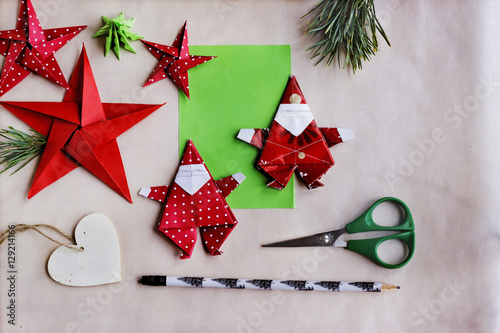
[{"xmin": 262, "ymin": 197, "xmax": 415, "ymax": 269}]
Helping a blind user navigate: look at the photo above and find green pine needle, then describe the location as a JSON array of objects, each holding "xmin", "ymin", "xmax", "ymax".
[
  {"xmin": 92, "ymin": 12, "xmax": 144, "ymax": 60},
  {"xmin": 0, "ymin": 127, "xmax": 46, "ymax": 175},
  {"xmin": 303, "ymin": 0, "xmax": 390, "ymax": 73}
]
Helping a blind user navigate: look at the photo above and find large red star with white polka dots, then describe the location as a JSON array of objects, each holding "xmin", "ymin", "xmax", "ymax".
[
  {"xmin": 0, "ymin": 46, "xmax": 165, "ymax": 202},
  {"xmin": 140, "ymin": 21, "xmax": 215, "ymax": 100},
  {"xmin": 0, "ymin": 0, "xmax": 86, "ymax": 96}
]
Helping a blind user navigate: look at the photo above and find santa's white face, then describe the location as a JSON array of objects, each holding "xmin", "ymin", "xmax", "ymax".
[
  {"xmin": 174, "ymin": 164, "xmax": 210, "ymax": 195},
  {"xmin": 274, "ymin": 103, "xmax": 314, "ymax": 137}
]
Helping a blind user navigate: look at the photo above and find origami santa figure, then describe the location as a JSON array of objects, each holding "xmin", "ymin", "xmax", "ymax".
[
  {"xmin": 139, "ymin": 140, "xmax": 245, "ymax": 259},
  {"xmin": 237, "ymin": 75, "xmax": 354, "ymax": 190}
]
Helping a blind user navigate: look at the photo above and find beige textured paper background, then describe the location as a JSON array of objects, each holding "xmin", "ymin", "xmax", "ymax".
[{"xmin": 1, "ymin": 0, "xmax": 499, "ymax": 332}]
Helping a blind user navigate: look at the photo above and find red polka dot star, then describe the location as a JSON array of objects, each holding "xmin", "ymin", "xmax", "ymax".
[
  {"xmin": 0, "ymin": 0, "xmax": 86, "ymax": 96},
  {"xmin": 140, "ymin": 21, "xmax": 216, "ymax": 100},
  {"xmin": 139, "ymin": 140, "xmax": 246, "ymax": 259}
]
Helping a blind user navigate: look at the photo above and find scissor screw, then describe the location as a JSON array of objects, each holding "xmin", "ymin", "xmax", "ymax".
[{"xmin": 322, "ymin": 234, "xmax": 331, "ymax": 244}]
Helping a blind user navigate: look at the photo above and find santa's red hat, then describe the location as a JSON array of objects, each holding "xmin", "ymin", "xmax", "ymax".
[
  {"xmin": 280, "ymin": 75, "xmax": 307, "ymax": 105},
  {"xmin": 179, "ymin": 139, "xmax": 205, "ymax": 166}
]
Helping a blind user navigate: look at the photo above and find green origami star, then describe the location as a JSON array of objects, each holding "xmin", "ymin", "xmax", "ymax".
[{"xmin": 92, "ymin": 12, "xmax": 144, "ymax": 60}]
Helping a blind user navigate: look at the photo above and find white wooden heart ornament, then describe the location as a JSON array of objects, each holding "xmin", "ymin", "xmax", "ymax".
[{"xmin": 47, "ymin": 213, "xmax": 121, "ymax": 287}]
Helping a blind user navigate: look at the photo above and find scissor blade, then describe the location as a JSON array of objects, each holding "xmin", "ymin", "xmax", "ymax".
[
  {"xmin": 262, "ymin": 235, "xmax": 326, "ymax": 247},
  {"xmin": 262, "ymin": 228, "xmax": 346, "ymax": 248}
]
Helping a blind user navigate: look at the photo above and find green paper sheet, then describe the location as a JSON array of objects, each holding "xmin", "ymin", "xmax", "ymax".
[{"xmin": 179, "ymin": 45, "xmax": 294, "ymax": 209}]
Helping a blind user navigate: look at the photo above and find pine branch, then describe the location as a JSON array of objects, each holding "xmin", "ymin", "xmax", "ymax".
[
  {"xmin": 302, "ymin": 0, "xmax": 390, "ymax": 73},
  {"xmin": 0, "ymin": 127, "xmax": 46, "ymax": 175}
]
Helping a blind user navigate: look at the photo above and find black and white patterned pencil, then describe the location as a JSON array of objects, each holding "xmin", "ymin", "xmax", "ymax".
[{"xmin": 141, "ymin": 275, "xmax": 399, "ymax": 292}]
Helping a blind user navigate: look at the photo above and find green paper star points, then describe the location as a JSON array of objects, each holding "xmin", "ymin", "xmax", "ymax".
[{"xmin": 92, "ymin": 12, "xmax": 144, "ymax": 60}]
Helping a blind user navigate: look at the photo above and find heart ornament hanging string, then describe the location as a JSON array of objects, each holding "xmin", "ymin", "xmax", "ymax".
[{"xmin": 0, "ymin": 213, "xmax": 121, "ymax": 287}]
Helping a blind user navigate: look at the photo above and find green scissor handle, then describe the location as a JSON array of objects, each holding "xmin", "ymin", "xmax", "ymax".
[{"xmin": 344, "ymin": 197, "xmax": 415, "ymax": 269}]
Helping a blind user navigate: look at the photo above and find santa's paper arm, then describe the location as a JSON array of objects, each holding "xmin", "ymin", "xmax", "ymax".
[
  {"xmin": 138, "ymin": 186, "xmax": 169, "ymax": 203},
  {"xmin": 215, "ymin": 172, "xmax": 247, "ymax": 198},
  {"xmin": 237, "ymin": 127, "xmax": 354, "ymax": 149},
  {"xmin": 138, "ymin": 172, "xmax": 245, "ymax": 203}
]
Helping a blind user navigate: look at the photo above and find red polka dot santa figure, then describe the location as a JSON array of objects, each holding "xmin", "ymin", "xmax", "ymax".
[
  {"xmin": 237, "ymin": 75, "xmax": 354, "ymax": 190},
  {"xmin": 139, "ymin": 140, "xmax": 245, "ymax": 259}
]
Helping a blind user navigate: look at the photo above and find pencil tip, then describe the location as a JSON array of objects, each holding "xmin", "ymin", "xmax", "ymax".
[{"xmin": 382, "ymin": 283, "xmax": 399, "ymax": 291}]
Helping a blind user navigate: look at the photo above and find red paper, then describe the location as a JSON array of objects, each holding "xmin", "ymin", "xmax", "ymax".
[
  {"xmin": 0, "ymin": 0, "xmax": 86, "ymax": 96},
  {"xmin": 139, "ymin": 140, "xmax": 245, "ymax": 259},
  {"xmin": 0, "ymin": 45, "xmax": 165, "ymax": 202},
  {"xmin": 140, "ymin": 21, "xmax": 216, "ymax": 99},
  {"xmin": 237, "ymin": 75, "xmax": 354, "ymax": 190}
]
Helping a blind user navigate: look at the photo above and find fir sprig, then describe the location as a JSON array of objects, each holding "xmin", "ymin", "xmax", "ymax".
[
  {"xmin": 0, "ymin": 127, "xmax": 46, "ymax": 175},
  {"xmin": 303, "ymin": 0, "xmax": 390, "ymax": 73}
]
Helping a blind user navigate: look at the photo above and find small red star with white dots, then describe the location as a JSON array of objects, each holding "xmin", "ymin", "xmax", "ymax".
[{"xmin": 140, "ymin": 21, "xmax": 216, "ymax": 100}]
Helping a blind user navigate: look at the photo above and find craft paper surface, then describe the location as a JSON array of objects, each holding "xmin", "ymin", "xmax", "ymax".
[
  {"xmin": 179, "ymin": 45, "xmax": 293, "ymax": 208},
  {"xmin": 0, "ymin": 1, "xmax": 499, "ymax": 333}
]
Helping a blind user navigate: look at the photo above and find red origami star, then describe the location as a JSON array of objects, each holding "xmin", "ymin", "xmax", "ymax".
[
  {"xmin": 140, "ymin": 21, "xmax": 215, "ymax": 99},
  {"xmin": 0, "ymin": 46, "xmax": 165, "ymax": 202},
  {"xmin": 0, "ymin": 0, "xmax": 86, "ymax": 96}
]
